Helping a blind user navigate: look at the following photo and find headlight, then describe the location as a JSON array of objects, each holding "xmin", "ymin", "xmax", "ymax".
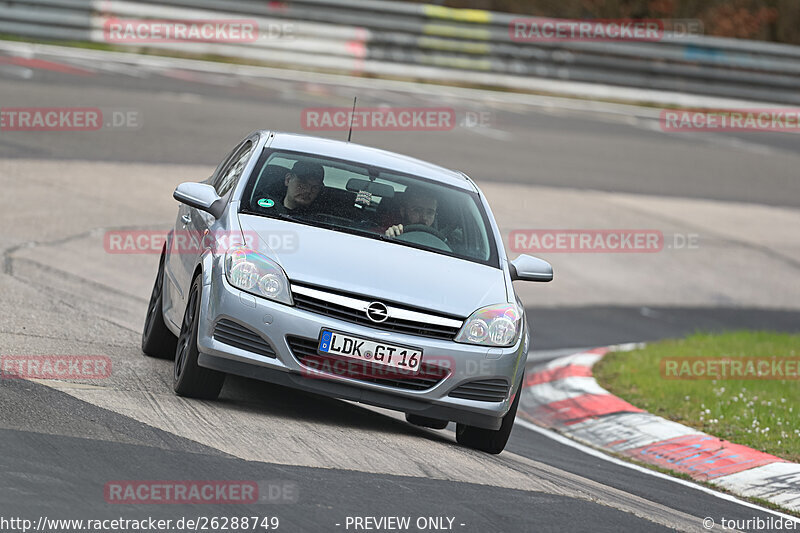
[
  {"xmin": 225, "ymin": 247, "xmax": 293, "ymax": 305},
  {"xmin": 455, "ymin": 303, "xmax": 522, "ymax": 347}
]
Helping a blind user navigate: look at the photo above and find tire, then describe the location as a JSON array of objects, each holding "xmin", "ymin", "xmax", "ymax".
[
  {"xmin": 141, "ymin": 247, "xmax": 177, "ymax": 359},
  {"xmin": 406, "ymin": 413, "xmax": 449, "ymax": 430},
  {"xmin": 455, "ymin": 377, "xmax": 522, "ymax": 454},
  {"xmin": 173, "ymin": 275, "xmax": 225, "ymax": 400}
]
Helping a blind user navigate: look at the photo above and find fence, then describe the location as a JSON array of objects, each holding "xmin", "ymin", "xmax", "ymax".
[{"xmin": 2, "ymin": 0, "xmax": 799, "ymax": 104}]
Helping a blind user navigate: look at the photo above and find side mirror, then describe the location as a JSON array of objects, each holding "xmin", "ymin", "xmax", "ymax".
[
  {"xmin": 173, "ymin": 182, "xmax": 225, "ymax": 219},
  {"xmin": 510, "ymin": 254, "xmax": 553, "ymax": 282}
]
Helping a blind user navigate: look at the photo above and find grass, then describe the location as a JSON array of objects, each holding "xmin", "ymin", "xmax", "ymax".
[{"xmin": 594, "ymin": 331, "xmax": 800, "ymax": 463}]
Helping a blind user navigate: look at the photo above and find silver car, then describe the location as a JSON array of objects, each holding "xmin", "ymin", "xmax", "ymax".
[{"xmin": 142, "ymin": 131, "xmax": 552, "ymax": 454}]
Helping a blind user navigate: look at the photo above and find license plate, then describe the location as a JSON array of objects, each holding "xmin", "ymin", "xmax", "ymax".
[{"xmin": 318, "ymin": 330, "xmax": 423, "ymax": 373}]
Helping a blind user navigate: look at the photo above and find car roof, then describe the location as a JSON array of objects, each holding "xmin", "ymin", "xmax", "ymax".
[{"xmin": 262, "ymin": 131, "xmax": 476, "ymax": 192}]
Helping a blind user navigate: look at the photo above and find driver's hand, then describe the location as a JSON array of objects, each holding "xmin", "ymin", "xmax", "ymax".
[{"xmin": 385, "ymin": 224, "xmax": 403, "ymax": 238}]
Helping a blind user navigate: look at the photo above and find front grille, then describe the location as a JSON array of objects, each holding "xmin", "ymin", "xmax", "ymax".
[
  {"xmin": 291, "ymin": 287, "xmax": 461, "ymax": 341},
  {"xmin": 286, "ymin": 336, "xmax": 449, "ymax": 391},
  {"xmin": 448, "ymin": 378, "xmax": 510, "ymax": 402},
  {"xmin": 213, "ymin": 319, "xmax": 276, "ymax": 358}
]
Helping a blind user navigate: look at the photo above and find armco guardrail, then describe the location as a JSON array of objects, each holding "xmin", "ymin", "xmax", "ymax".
[{"xmin": 2, "ymin": 0, "xmax": 800, "ymax": 104}]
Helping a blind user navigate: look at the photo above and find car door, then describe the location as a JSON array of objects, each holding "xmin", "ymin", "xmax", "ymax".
[{"xmin": 163, "ymin": 139, "xmax": 254, "ymax": 329}]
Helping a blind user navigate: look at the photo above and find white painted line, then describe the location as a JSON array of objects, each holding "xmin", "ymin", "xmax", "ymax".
[
  {"xmin": 538, "ymin": 352, "xmax": 604, "ymax": 370},
  {"xmin": 523, "ymin": 376, "xmax": 609, "ymax": 404},
  {"xmin": 461, "ymin": 125, "xmax": 511, "ymax": 141},
  {"xmin": 567, "ymin": 412, "xmax": 704, "ymax": 452},
  {"xmin": 712, "ymin": 462, "xmax": 800, "ymax": 511},
  {"xmin": 29, "ymin": 379, "xmax": 106, "ymax": 390},
  {"xmin": 514, "ymin": 417, "xmax": 800, "ymax": 523},
  {"xmin": 522, "ymin": 344, "xmax": 800, "ymax": 514},
  {"xmin": 609, "ymin": 342, "xmax": 646, "ymax": 352},
  {"xmin": 56, "ymin": 57, "xmax": 148, "ymax": 78},
  {"xmin": 527, "ymin": 347, "xmax": 597, "ymax": 364},
  {"xmin": 527, "ymin": 343, "xmax": 642, "ymax": 367},
  {"xmin": 0, "ymin": 65, "xmax": 33, "ymax": 79}
]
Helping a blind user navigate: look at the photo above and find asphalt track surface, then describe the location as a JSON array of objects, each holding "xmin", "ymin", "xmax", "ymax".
[{"xmin": 1, "ymin": 44, "xmax": 800, "ymax": 532}]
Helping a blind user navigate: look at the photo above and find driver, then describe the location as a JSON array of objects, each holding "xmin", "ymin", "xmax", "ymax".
[
  {"xmin": 385, "ymin": 187, "xmax": 438, "ymax": 238},
  {"xmin": 276, "ymin": 160, "xmax": 325, "ymax": 213}
]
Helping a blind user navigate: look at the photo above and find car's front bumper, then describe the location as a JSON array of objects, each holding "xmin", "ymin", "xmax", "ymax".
[{"xmin": 196, "ymin": 264, "xmax": 527, "ymax": 430}]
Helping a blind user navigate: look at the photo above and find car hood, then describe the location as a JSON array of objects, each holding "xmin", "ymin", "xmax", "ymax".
[{"xmin": 239, "ymin": 214, "xmax": 507, "ymax": 317}]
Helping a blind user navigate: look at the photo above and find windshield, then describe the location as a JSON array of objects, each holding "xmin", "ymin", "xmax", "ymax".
[{"xmin": 239, "ymin": 149, "xmax": 498, "ymax": 266}]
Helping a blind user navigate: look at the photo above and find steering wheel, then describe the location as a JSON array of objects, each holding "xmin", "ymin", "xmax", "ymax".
[
  {"xmin": 395, "ymin": 224, "xmax": 451, "ymax": 252},
  {"xmin": 400, "ymin": 224, "xmax": 447, "ymax": 240}
]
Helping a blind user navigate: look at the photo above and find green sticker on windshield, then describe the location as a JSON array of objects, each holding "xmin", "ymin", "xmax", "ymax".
[{"xmin": 258, "ymin": 198, "xmax": 275, "ymax": 208}]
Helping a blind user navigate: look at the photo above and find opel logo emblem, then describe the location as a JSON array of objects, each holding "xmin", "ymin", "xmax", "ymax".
[{"xmin": 366, "ymin": 302, "xmax": 389, "ymax": 323}]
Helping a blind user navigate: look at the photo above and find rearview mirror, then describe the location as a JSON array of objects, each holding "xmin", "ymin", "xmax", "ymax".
[
  {"xmin": 510, "ymin": 254, "xmax": 553, "ymax": 282},
  {"xmin": 345, "ymin": 178, "xmax": 395, "ymax": 198},
  {"xmin": 173, "ymin": 182, "xmax": 225, "ymax": 219}
]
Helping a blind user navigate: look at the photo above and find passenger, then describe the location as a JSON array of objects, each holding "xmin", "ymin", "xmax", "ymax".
[{"xmin": 275, "ymin": 161, "xmax": 325, "ymax": 213}]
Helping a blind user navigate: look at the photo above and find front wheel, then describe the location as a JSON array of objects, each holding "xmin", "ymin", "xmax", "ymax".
[
  {"xmin": 455, "ymin": 377, "xmax": 522, "ymax": 454},
  {"xmin": 173, "ymin": 275, "xmax": 225, "ymax": 400},
  {"xmin": 141, "ymin": 247, "xmax": 177, "ymax": 359}
]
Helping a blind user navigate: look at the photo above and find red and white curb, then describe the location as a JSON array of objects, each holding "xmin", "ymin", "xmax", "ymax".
[{"xmin": 519, "ymin": 346, "xmax": 800, "ymax": 512}]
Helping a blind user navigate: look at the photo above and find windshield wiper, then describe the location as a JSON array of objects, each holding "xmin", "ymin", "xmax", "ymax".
[
  {"xmin": 243, "ymin": 210, "xmax": 315, "ymax": 226},
  {"xmin": 243, "ymin": 209, "xmax": 388, "ymax": 241},
  {"xmin": 303, "ymin": 218, "xmax": 388, "ymax": 241},
  {"xmin": 274, "ymin": 212, "xmax": 310, "ymax": 224}
]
